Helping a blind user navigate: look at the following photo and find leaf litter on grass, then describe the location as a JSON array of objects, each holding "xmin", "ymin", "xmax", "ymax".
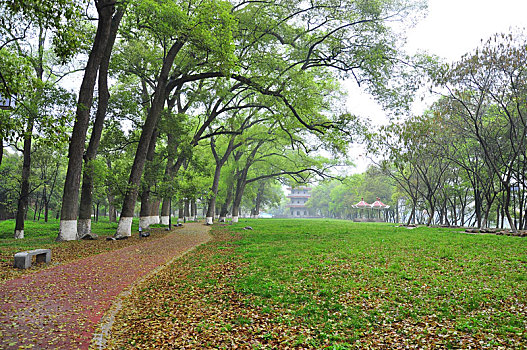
[{"xmin": 105, "ymin": 220, "xmax": 527, "ymax": 349}]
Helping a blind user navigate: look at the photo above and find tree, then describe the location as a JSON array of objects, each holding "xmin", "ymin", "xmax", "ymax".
[
  {"xmin": 57, "ymin": 0, "xmax": 118, "ymax": 241},
  {"xmin": 3, "ymin": 21, "xmax": 75, "ymax": 238},
  {"xmin": 435, "ymin": 31, "xmax": 527, "ymax": 231},
  {"xmin": 77, "ymin": 4, "xmax": 126, "ymax": 238},
  {"xmin": 114, "ymin": 0, "xmax": 236, "ymax": 237}
]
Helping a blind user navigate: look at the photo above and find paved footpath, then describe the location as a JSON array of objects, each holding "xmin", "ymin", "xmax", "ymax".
[{"xmin": 0, "ymin": 223, "xmax": 211, "ymax": 349}]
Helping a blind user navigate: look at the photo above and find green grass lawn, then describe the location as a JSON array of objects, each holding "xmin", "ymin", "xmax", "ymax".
[
  {"xmin": 0, "ymin": 217, "xmax": 140, "ymax": 248},
  {"xmin": 108, "ymin": 218, "xmax": 527, "ymax": 348},
  {"xmin": 232, "ymin": 219, "xmax": 527, "ymax": 347}
]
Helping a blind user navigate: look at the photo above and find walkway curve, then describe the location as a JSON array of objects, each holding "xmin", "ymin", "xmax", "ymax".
[{"xmin": 0, "ymin": 223, "xmax": 211, "ymax": 349}]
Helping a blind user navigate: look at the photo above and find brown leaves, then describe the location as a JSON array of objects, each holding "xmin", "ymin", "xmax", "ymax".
[{"xmin": 0, "ymin": 224, "xmax": 211, "ymax": 349}]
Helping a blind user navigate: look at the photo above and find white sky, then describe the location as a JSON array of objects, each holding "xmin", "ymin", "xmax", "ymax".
[{"xmin": 346, "ymin": 0, "xmax": 527, "ymax": 172}]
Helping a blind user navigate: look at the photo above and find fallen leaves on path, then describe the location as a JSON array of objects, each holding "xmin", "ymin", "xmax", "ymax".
[{"xmin": 0, "ymin": 224, "xmax": 210, "ymax": 349}]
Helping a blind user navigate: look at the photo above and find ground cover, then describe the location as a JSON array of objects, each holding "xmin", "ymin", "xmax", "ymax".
[
  {"xmin": 106, "ymin": 219, "xmax": 527, "ymax": 349},
  {"xmin": 0, "ymin": 218, "xmax": 168, "ymax": 281},
  {"xmin": 0, "ymin": 223, "xmax": 210, "ymax": 349}
]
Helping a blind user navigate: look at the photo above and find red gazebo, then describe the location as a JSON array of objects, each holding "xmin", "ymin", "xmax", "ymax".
[
  {"xmin": 352, "ymin": 198, "xmax": 371, "ymax": 219},
  {"xmin": 371, "ymin": 197, "xmax": 390, "ymax": 221}
]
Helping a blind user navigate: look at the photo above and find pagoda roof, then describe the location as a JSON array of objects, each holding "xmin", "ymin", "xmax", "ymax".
[
  {"xmin": 371, "ymin": 197, "xmax": 390, "ymax": 209},
  {"xmin": 352, "ymin": 198, "xmax": 370, "ymax": 208}
]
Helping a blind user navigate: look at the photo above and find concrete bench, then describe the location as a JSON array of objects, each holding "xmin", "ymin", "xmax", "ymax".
[{"xmin": 14, "ymin": 249, "xmax": 51, "ymax": 269}]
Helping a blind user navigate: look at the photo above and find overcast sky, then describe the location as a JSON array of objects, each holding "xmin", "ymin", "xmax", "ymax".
[{"xmin": 346, "ymin": 0, "xmax": 527, "ymax": 172}]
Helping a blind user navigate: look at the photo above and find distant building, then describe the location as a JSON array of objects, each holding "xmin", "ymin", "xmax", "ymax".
[{"xmin": 286, "ymin": 186, "xmax": 311, "ymax": 217}]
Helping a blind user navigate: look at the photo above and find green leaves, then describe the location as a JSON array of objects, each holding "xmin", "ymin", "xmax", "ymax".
[{"xmin": 126, "ymin": 0, "xmax": 237, "ymax": 72}]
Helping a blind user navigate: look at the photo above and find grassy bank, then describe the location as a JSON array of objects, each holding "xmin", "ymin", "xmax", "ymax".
[{"xmin": 107, "ymin": 219, "xmax": 527, "ymax": 349}]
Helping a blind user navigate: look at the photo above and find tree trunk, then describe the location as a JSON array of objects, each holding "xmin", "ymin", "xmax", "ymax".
[
  {"xmin": 107, "ymin": 194, "xmax": 116, "ymax": 223},
  {"xmin": 251, "ymin": 181, "xmax": 265, "ymax": 218},
  {"xmin": 14, "ymin": 22, "xmax": 48, "ymax": 239},
  {"xmin": 44, "ymin": 190, "xmax": 49, "ymax": 223},
  {"xmin": 191, "ymin": 200, "xmax": 197, "ymax": 221},
  {"xmin": 139, "ymin": 128, "xmax": 159, "ymax": 230},
  {"xmin": 406, "ymin": 201, "xmax": 416, "ymax": 226},
  {"xmin": 33, "ymin": 193, "xmax": 38, "ymax": 221},
  {"xmin": 426, "ymin": 205, "xmax": 434, "ymax": 226},
  {"xmin": 150, "ymin": 198, "xmax": 160, "ymax": 223},
  {"xmin": 160, "ymin": 198, "xmax": 170, "ymax": 225},
  {"xmin": 206, "ymin": 164, "xmax": 223, "ymax": 224},
  {"xmin": 184, "ymin": 200, "xmax": 190, "ymax": 222},
  {"xmin": 503, "ymin": 188, "xmax": 517, "ymax": 232},
  {"xmin": 160, "ymin": 132, "xmax": 175, "ymax": 226},
  {"xmin": 78, "ymin": 7, "xmax": 125, "ymax": 239},
  {"xmin": 115, "ymin": 41, "xmax": 183, "ymax": 237},
  {"xmin": 14, "ymin": 115, "xmax": 36, "ymax": 239},
  {"xmin": 219, "ymin": 180, "xmax": 234, "ymax": 222},
  {"xmin": 231, "ymin": 174, "xmax": 247, "ymax": 223},
  {"xmin": 496, "ymin": 204, "xmax": 501, "ymax": 229},
  {"xmin": 178, "ymin": 201, "xmax": 184, "ymax": 223},
  {"xmin": 473, "ymin": 188, "xmax": 482, "ymax": 228},
  {"xmin": 57, "ymin": 1, "xmax": 115, "ymax": 241},
  {"xmin": 38, "ymin": 191, "xmax": 45, "ymax": 221},
  {"xmin": 395, "ymin": 199, "xmax": 399, "ymax": 224}
]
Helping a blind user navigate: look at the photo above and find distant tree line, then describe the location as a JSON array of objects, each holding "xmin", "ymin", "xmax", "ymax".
[{"xmin": 369, "ymin": 32, "xmax": 527, "ymax": 232}]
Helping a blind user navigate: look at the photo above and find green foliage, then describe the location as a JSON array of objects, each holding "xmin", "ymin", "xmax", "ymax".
[
  {"xmin": 52, "ymin": 19, "xmax": 95, "ymax": 64},
  {"xmin": 307, "ymin": 167, "xmax": 395, "ymax": 219},
  {"xmin": 126, "ymin": 0, "xmax": 237, "ymax": 73},
  {"xmin": 0, "ymin": 153, "xmax": 21, "ymax": 215},
  {"xmin": 1, "ymin": 0, "xmax": 88, "ymax": 63}
]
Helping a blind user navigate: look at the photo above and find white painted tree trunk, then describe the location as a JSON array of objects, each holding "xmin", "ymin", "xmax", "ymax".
[
  {"xmin": 57, "ymin": 220, "xmax": 77, "ymax": 241},
  {"xmin": 219, "ymin": 216, "xmax": 225, "ymax": 222},
  {"xmin": 115, "ymin": 216, "xmax": 133, "ymax": 238},
  {"xmin": 184, "ymin": 216, "xmax": 190, "ymax": 222},
  {"xmin": 139, "ymin": 216, "xmax": 150, "ymax": 229},
  {"xmin": 206, "ymin": 216, "xmax": 213, "ymax": 225},
  {"xmin": 14, "ymin": 230, "xmax": 24, "ymax": 239},
  {"xmin": 160, "ymin": 215, "xmax": 169, "ymax": 225},
  {"xmin": 151, "ymin": 215, "xmax": 160, "ymax": 224},
  {"xmin": 232, "ymin": 216, "xmax": 239, "ymax": 223},
  {"xmin": 77, "ymin": 219, "xmax": 91, "ymax": 238}
]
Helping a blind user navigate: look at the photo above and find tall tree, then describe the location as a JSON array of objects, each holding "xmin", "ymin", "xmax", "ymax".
[
  {"xmin": 114, "ymin": 0, "xmax": 236, "ymax": 237},
  {"xmin": 77, "ymin": 4, "xmax": 126, "ymax": 238},
  {"xmin": 57, "ymin": 0, "xmax": 116, "ymax": 241}
]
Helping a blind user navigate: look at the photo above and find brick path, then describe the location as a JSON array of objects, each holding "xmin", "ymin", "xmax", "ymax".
[{"xmin": 0, "ymin": 223, "xmax": 211, "ymax": 349}]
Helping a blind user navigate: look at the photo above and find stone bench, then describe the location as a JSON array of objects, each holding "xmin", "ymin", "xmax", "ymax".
[{"xmin": 14, "ymin": 249, "xmax": 51, "ymax": 269}]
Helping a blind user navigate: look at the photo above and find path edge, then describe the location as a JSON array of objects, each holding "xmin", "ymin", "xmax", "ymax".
[{"xmin": 91, "ymin": 226, "xmax": 212, "ymax": 349}]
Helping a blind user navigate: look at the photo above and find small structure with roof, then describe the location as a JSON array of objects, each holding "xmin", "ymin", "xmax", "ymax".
[
  {"xmin": 352, "ymin": 198, "xmax": 371, "ymax": 220},
  {"xmin": 370, "ymin": 197, "xmax": 390, "ymax": 221},
  {"xmin": 352, "ymin": 197, "xmax": 390, "ymax": 222}
]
